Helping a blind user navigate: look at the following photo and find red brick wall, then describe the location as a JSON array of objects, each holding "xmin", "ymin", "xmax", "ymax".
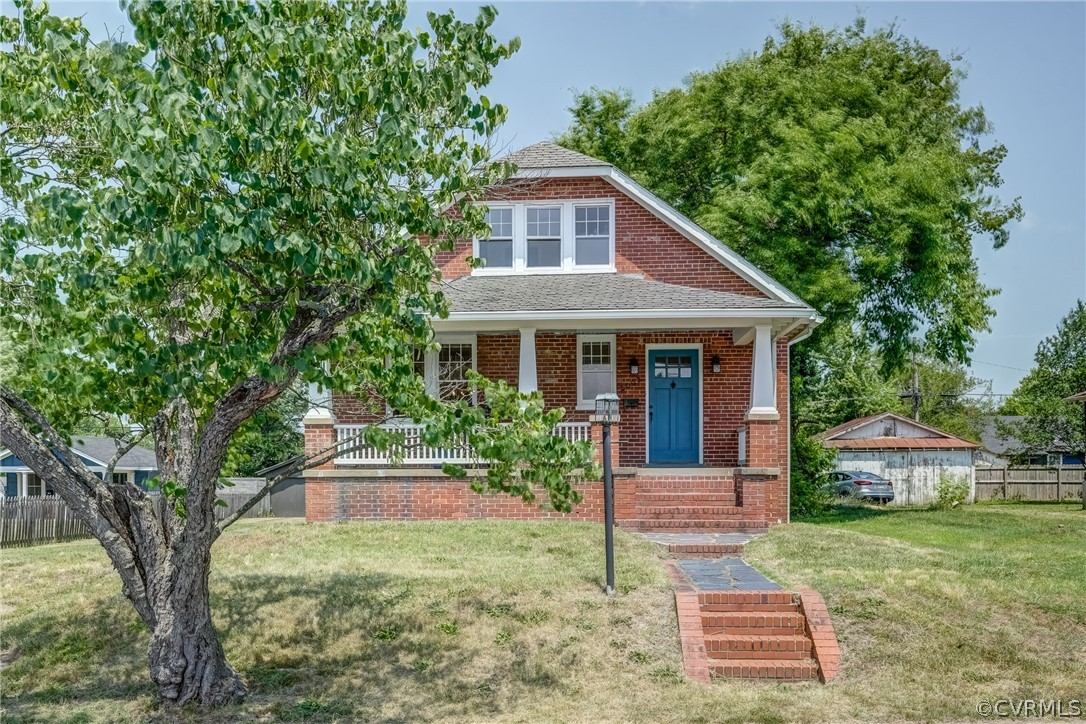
[{"xmin": 434, "ymin": 177, "xmax": 764, "ymax": 296}]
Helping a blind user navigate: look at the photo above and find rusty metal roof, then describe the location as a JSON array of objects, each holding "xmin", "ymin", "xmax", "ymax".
[{"xmin": 823, "ymin": 436, "xmax": 979, "ymax": 450}]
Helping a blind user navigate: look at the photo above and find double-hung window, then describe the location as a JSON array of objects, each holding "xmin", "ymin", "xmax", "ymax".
[
  {"xmin": 26, "ymin": 473, "xmax": 43, "ymax": 497},
  {"xmin": 479, "ymin": 208, "xmax": 514, "ymax": 269},
  {"xmin": 577, "ymin": 334, "xmax": 617, "ymax": 409},
  {"xmin": 473, "ymin": 200, "xmax": 614, "ymax": 274},
  {"xmin": 526, "ymin": 207, "xmax": 562, "ymax": 268},
  {"xmin": 436, "ymin": 342, "xmax": 474, "ymax": 402},
  {"xmin": 396, "ymin": 336, "xmax": 477, "ymax": 412},
  {"xmin": 575, "ymin": 205, "xmax": 611, "ymax": 266}
]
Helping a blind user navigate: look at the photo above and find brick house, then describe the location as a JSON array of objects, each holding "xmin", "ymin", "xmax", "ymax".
[{"xmin": 303, "ymin": 142, "xmax": 821, "ymax": 531}]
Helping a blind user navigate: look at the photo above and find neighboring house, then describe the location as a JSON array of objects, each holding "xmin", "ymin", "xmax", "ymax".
[
  {"xmin": 977, "ymin": 416, "xmax": 1084, "ymax": 467},
  {"xmin": 1, "ymin": 437, "xmax": 159, "ymax": 497},
  {"xmin": 302, "ymin": 142, "xmax": 821, "ymax": 532},
  {"xmin": 818, "ymin": 412, "xmax": 978, "ymax": 505}
]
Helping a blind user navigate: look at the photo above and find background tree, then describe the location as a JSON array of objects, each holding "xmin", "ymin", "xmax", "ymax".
[
  {"xmin": 1002, "ymin": 300, "xmax": 1086, "ymax": 462},
  {"xmin": 558, "ymin": 18, "xmax": 1018, "ymax": 511},
  {"xmin": 221, "ymin": 384, "xmax": 306, "ymax": 477},
  {"xmin": 558, "ymin": 18, "xmax": 1021, "ymax": 369},
  {"xmin": 0, "ymin": 0, "xmax": 592, "ymax": 708}
]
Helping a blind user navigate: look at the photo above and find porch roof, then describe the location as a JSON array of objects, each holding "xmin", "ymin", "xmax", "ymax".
[{"xmin": 438, "ymin": 273, "xmax": 808, "ymax": 315}]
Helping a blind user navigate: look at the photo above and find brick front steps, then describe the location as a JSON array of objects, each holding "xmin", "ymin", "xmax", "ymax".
[
  {"xmin": 701, "ymin": 591, "xmax": 823, "ymax": 682},
  {"xmin": 666, "ymin": 560, "xmax": 841, "ymax": 684}
]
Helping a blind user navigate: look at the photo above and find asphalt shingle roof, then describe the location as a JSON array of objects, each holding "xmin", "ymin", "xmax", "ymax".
[
  {"xmin": 68, "ymin": 436, "xmax": 158, "ymax": 469},
  {"xmin": 494, "ymin": 141, "xmax": 611, "ymax": 169},
  {"xmin": 438, "ymin": 273, "xmax": 802, "ymax": 313}
]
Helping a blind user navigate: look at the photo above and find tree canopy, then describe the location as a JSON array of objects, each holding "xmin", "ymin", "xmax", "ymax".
[
  {"xmin": 559, "ymin": 19, "xmax": 1021, "ymax": 370},
  {"xmin": 0, "ymin": 0, "xmax": 592, "ymax": 707},
  {"xmin": 1003, "ymin": 300, "xmax": 1086, "ymax": 461}
]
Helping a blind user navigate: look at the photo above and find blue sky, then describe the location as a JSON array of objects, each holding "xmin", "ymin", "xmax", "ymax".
[{"xmin": 44, "ymin": 2, "xmax": 1086, "ymax": 395}]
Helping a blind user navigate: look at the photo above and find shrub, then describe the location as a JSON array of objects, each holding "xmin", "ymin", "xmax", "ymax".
[
  {"xmin": 791, "ymin": 428, "xmax": 836, "ymax": 517},
  {"xmin": 933, "ymin": 475, "xmax": 970, "ymax": 509}
]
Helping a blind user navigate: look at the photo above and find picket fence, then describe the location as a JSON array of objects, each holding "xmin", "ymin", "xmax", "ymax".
[{"xmin": 0, "ymin": 492, "xmax": 272, "ymax": 548}]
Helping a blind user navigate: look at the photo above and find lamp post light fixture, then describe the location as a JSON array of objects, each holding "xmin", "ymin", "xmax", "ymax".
[{"xmin": 595, "ymin": 392, "xmax": 620, "ymax": 596}]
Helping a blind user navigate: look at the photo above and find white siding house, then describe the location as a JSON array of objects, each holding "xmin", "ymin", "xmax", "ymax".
[{"xmin": 818, "ymin": 413, "xmax": 978, "ymax": 506}]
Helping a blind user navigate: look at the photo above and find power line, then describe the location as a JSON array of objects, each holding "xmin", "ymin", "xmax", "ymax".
[{"xmin": 972, "ymin": 360, "xmax": 1032, "ymax": 373}]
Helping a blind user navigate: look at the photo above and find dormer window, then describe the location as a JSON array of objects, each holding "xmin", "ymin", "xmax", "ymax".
[
  {"xmin": 473, "ymin": 200, "xmax": 615, "ymax": 275},
  {"xmin": 479, "ymin": 208, "xmax": 514, "ymax": 269},
  {"xmin": 526, "ymin": 207, "xmax": 562, "ymax": 268},
  {"xmin": 575, "ymin": 205, "xmax": 611, "ymax": 265}
]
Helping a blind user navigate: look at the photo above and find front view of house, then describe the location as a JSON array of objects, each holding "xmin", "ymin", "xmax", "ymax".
[{"xmin": 303, "ymin": 142, "xmax": 820, "ymax": 531}]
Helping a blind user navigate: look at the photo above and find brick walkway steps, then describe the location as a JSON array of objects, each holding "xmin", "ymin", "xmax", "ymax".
[{"xmin": 697, "ymin": 591, "xmax": 821, "ymax": 682}]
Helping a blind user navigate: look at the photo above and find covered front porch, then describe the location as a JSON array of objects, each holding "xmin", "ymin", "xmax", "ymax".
[{"xmin": 314, "ymin": 322, "xmax": 799, "ymax": 473}]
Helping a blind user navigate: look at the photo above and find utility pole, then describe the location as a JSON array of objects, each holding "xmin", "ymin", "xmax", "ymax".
[
  {"xmin": 900, "ymin": 358, "xmax": 921, "ymax": 422},
  {"xmin": 911, "ymin": 364, "xmax": 920, "ymax": 421}
]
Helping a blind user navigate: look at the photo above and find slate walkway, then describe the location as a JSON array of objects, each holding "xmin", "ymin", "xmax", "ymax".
[{"xmin": 675, "ymin": 557, "xmax": 781, "ymax": 591}]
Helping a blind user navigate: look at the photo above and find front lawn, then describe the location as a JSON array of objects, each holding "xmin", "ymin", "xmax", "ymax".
[{"xmin": 1, "ymin": 503, "xmax": 1083, "ymax": 722}]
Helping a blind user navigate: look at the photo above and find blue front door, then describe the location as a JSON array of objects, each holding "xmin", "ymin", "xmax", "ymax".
[{"xmin": 648, "ymin": 350, "xmax": 700, "ymax": 464}]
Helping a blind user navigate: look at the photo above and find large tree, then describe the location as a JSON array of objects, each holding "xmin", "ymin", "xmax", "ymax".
[
  {"xmin": 558, "ymin": 19, "xmax": 1021, "ymax": 370},
  {"xmin": 1003, "ymin": 300, "xmax": 1086, "ymax": 463},
  {"xmin": 0, "ymin": 0, "xmax": 592, "ymax": 708}
]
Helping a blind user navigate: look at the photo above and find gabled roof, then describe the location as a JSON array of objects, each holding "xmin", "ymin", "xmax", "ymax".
[
  {"xmin": 818, "ymin": 412, "xmax": 979, "ymax": 450},
  {"xmin": 491, "ymin": 142, "xmax": 817, "ymax": 312},
  {"xmin": 495, "ymin": 141, "xmax": 611, "ymax": 169},
  {"xmin": 0, "ymin": 436, "xmax": 158, "ymax": 470},
  {"xmin": 440, "ymin": 273, "xmax": 806, "ymax": 314}
]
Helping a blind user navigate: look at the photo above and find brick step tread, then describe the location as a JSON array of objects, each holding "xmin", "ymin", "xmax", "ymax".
[
  {"xmin": 701, "ymin": 612, "xmax": 806, "ymax": 631},
  {"xmin": 636, "ymin": 485, "xmax": 735, "ymax": 492},
  {"xmin": 635, "ymin": 479, "xmax": 735, "ymax": 487},
  {"xmin": 699, "ymin": 591, "xmax": 797, "ymax": 605},
  {"xmin": 704, "ymin": 634, "xmax": 813, "ymax": 654},
  {"xmin": 700, "ymin": 603, "xmax": 802, "ymax": 613},
  {"xmin": 634, "ymin": 492, "xmax": 738, "ymax": 503},
  {"xmin": 710, "ymin": 659, "xmax": 819, "ymax": 681},
  {"xmin": 639, "ymin": 506, "xmax": 744, "ymax": 515},
  {"xmin": 636, "ymin": 513, "xmax": 747, "ymax": 521},
  {"xmin": 669, "ymin": 544, "xmax": 746, "ymax": 556},
  {"xmin": 621, "ymin": 519, "xmax": 764, "ymax": 531}
]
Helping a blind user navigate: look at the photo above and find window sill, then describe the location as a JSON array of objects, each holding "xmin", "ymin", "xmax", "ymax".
[{"xmin": 471, "ymin": 267, "xmax": 616, "ymax": 277}]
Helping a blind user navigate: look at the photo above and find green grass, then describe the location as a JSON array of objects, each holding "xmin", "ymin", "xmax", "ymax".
[{"xmin": 1, "ymin": 504, "xmax": 1084, "ymax": 722}]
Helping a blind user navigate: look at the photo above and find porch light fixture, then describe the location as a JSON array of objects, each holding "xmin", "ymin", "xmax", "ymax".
[
  {"xmin": 711, "ymin": 355, "xmax": 721, "ymax": 373},
  {"xmin": 594, "ymin": 392, "xmax": 620, "ymax": 596},
  {"xmin": 629, "ymin": 357, "xmax": 639, "ymax": 375}
]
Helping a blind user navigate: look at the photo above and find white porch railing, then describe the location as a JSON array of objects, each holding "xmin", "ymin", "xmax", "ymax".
[{"xmin": 334, "ymin": 421, "xmax": 592, "ymax": 465}]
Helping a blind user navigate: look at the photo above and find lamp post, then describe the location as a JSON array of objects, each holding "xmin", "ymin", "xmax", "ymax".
[
  {"xmin": 1064, "ymin": 391, "xmax": 1086, "ymax": 510},
  {"xmin": 595, "ymin": 392, "xmax": 620, "ymax": 596}
]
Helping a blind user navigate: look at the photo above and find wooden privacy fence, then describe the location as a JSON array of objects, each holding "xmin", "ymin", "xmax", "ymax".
[
  {"xmin": 975, "ymin": 466, "xmax": 1085, "ymax": 501},
  {"xmin": 1, "ymin": 492, "xmax": 273, "ymax": 548}
]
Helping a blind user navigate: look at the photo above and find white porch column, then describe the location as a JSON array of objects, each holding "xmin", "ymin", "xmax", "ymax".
[
  {"xmin": 518, "ymin": 327, "xmax": 538, "ymax": 394},
  {"xmin": 747, "ymin": 324, "xmax": 779, "ymax": 420}
]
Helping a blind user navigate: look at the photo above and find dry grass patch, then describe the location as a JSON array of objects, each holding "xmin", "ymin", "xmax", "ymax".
[{"xmin": 1, "ymin": 504, "xmax": 1084, "ymax": 722}]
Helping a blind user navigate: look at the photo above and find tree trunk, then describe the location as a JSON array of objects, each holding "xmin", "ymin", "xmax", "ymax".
[{"xmin": 145, "ymin": 543, "xmax": 246, "ymax": 707}]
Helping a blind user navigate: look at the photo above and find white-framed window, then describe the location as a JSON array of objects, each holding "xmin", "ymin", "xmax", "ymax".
[
  {"xmin": 575, "ymin": 204, "xmax": 611, "ymax": 266},
  {"xmin": 112, "ymin": 472, "xmax": 129, "ymax": 486},
  {"xmin": 479, "ymin": 207, "xmax": 514, "ymax": 269},
  {"xmin": 526, "ymin": 206, "xmax": 562, "ymax": 268},
  {"xmin": 472, "ymin": 199, "xmax": 615, "ymax": 275},
  {"xmin": 392, "ymin": 335, "xmax": 478, "ymax": 413},
  {"xmin": 26, "ymin": 473, "xmax": 42, "ymax": 497},
  {"xmin": 577, "ymin": 334, "xmax": 617, "ymax": 410}
]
